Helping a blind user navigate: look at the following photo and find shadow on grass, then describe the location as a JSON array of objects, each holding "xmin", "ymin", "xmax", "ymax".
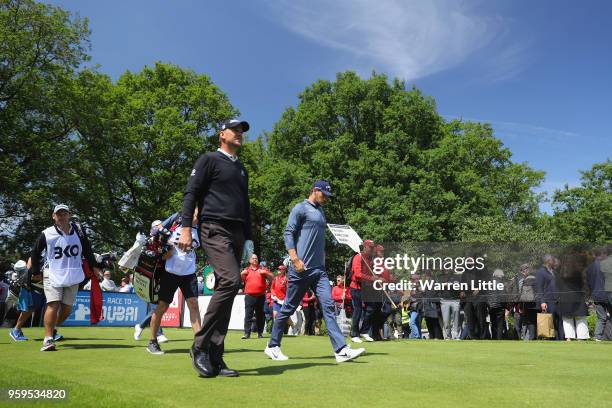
[
  {"xmin": 164, "ymin": 349, "xmax": 191, "ymax": 354},
  {"xmin": 61, "ymin": 338, "xmax": 126, "ymax": 341},
  {"xmin": 60, "ymin": 344, "xmax": 140, "ymax": 349},
  {"xmin": 160, "ymin": 339, "xmax": 195, "ymax": 343},
  {"xmin": 26, "ymin": 337, "xmax": 128, "ymax": 342},
  {"xmin": 290, "ymin": 351, "xmax": 387, "ymax": 360},
  {"xmin": 238, "ymin": 362, "xmax": 337, "ymax": 376},
  {"xmin": 226, "ymin": 348, "xmax": 263, "ymax": 354},
  {"xmin": 164, "ymin": 348, "xmax": 259, "ymax": 355}
]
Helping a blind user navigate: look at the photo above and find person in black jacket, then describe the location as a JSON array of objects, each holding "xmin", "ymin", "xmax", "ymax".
[
  {"xmin": 487, "ymin": 269, "xmax": 507, "ymax": 340},
  {"xmin": 557, "ymin": 250, "xmax": 590, "ymax": 340},
  {"xmin": 422, "ymin": 272, "xmax": 443, "ymax": 339},
  {"xmin": 461, "ymin": 266, "xmax": 490, "ymax": 340},
  {"xmin": 178, "ymin": 119, "xmax": 253, "ymax": 378},
  {"xmin": 535, "ymin": 254, "xmax": 563, "ymax": 340},
  {"xmin": 507, "ymin": 263, "xmax": 538, "ymax": 340},
  {"xmin": 587, "ymin": 246, "xmax": 612, "ymax": 341}
]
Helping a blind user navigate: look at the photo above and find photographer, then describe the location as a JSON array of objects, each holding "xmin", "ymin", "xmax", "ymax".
[{"xmin": 30, "ymin": 204, "xmax": 101, "ymax": 351}]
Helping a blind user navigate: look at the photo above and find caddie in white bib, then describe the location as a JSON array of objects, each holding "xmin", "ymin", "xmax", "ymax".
[{"xmin": 42, "ymin": 225, "xmax": 84, "ymax": 287}]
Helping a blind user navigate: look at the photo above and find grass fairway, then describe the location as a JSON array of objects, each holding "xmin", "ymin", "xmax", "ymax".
[{"xmin": 1, "ymin": 327, "xmax": 611, "ymax": 407}]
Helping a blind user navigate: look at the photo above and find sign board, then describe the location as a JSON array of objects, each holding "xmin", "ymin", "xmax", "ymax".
[
  {"xmin": 160, "ymin": 289, "xmax": 183, "ymax": 327},
  {"xmin": 327, "ymin": 224, "xmax": 363, "ymax": 253},
  {"xmin": 64, "ymin": 291, "xmax": 148, "ymax": 326},
  {"xmin": 183, "ymin": 294, "xmax": 246, "ymax": 330}
]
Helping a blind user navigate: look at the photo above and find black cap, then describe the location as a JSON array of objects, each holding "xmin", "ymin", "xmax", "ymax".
[{"xmin": 221, "ymin": 119, "xmax": 250, "ymax": 132}]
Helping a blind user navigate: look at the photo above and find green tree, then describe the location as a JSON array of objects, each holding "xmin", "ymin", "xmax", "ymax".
[
  {"xmin": 457, "ymin": 215, "xmax": 554, "ymax": 243},
  {"xmin": 60, "ymin": 63, "xmax": 237, "ymax": 250},
  {"xmin": 0, "ymin": 0, "xmax": 89, "ymax": 266},
  {"xmin": 254, "ymin": 71, "xmax": 545, "ymax": 272},
  {"xmin": 2, "ymin": 61, "xmax": 236, "ymax": 265},
  {"xmin": 551, "ymin": 160, "xmax": 612, "ymax": 242}
]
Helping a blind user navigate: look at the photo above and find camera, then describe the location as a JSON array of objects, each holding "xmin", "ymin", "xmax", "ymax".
[{"xmin": 95, "ymin": 252, "xmax": 118, "ymax": 269}]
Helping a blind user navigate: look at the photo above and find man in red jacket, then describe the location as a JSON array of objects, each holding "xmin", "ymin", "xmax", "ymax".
[
  {"xmin": 350, "ymin": 239, "xmax": 375, "ymax": 343},
  {"xmin": 241, "ymin": 254, "xmax": 273, "ymax": 339}
]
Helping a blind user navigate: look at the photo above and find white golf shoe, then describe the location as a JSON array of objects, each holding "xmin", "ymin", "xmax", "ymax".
[
  {"xmin": 335, "ymin": 345, "xmax": 365, "ymax": 363},
  {"xmin": 264, "ymin": 345, "xmax": 289, "ymax": 361}
]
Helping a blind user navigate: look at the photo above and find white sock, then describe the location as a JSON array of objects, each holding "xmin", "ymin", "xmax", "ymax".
[{"xmin": 44, "ymin": 336, "xmax": 53, "ymax": 342}]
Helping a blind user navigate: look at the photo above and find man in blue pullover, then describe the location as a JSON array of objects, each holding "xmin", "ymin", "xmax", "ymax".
[{"xmin": 264, "ymin": 180, "xmax": 365, "ymax": 363}]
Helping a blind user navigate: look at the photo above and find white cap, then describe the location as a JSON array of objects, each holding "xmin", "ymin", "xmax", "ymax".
[
  {"xmin": 13, "ymin": 260, "xmax": 27, "ymax": 272},
  {"xmin": 53, "ymin": 204, "xmax": 70, "ymax": 214}
]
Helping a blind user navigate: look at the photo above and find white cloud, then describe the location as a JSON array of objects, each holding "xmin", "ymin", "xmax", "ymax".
[
  {"xmin": 443, "ymin": 115, "xmax": 580, "ymax": 142},
  {"xmin": 490, "ymin": 121, "xmax": 579, "ymax": 142},
  {"xmin": 265, "ymin": 0, "xmax": 513, "ymax": 81}
]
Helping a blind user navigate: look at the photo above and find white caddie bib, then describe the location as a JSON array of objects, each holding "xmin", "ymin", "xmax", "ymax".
[{"xmin": 43, "ymin": 226, "xmax": 84, "ymax": 287}]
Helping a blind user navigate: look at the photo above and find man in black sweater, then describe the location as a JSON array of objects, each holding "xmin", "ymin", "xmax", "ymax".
[{"xmin": 178, "ymin": 119, "xmax": 253, "ymax": 378}]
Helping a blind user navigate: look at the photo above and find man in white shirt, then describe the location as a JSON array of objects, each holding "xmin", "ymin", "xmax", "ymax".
[
  {"xmin": 100, "ymin": 270, "xmax": 118, "ymax": 292},
  {"xmin": 147, "ymin": 211, "xmax": 202, "ymax": 355}
]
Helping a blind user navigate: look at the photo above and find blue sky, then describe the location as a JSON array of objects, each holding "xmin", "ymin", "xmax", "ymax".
[{"xmin": 49, "ymin": 0, "xmax": 611, "ymax": 213}]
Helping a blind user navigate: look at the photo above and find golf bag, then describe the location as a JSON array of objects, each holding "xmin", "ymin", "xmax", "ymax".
[
  {"xmin": 133, "ymin": 250, "xmax": 164, "ymax": 304},
  {"xmin": 5, "ymin": 260, "xmax": 29, "ymax": 306},
  {"xmin": 132, "ymin": 226, "xmax": 173, "ymax": 304}
]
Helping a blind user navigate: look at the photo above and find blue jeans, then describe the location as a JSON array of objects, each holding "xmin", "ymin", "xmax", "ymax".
[
  {"xmin": 269, "ymin": 266, "xmax": 346, "ymax": 353},
  {"xmin": 409, "ymin": 311, "xmax": 421, "ymax": 339}
]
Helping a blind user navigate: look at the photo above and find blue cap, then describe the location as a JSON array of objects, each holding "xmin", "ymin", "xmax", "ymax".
[{"xmin": 313, "ymin": 180, "xmax": 333, "ymax": 197}]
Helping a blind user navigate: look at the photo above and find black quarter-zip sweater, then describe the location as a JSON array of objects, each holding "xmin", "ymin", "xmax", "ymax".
[{"xmin": 181, "ymin": 151, "xmax": 252, "ymax": 240}]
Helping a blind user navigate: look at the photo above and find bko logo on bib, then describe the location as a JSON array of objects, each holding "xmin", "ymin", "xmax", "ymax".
[{"xmin": 54, "ymin": 245, "xmax": 80, "ymax": 259}]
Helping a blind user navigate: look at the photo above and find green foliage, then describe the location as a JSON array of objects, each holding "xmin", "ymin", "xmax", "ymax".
[
  {"xmin": 457, "ymin": 215, "xmax": 554, "ymax": 243},
  {"xmin": 2, "ymin": 55, "xmax": 235, "ymax": 259},
  {"xmin": 62, "ymin": 63, "xmax": 236, "ymax": 249},
  {"xmin": 551, "ymin": 160, "xmax": 612, "ymax": 242},
  {"xmin": 587, "ymin": 311, "xmax": 597, "ymax": 338},
  {"xmin": 256, "ymin": 71, "xmax": 545, "ymax": 270},
  {"xmin": 0, "ymin": 0, "xmax": 90, "ymax": 265}
]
